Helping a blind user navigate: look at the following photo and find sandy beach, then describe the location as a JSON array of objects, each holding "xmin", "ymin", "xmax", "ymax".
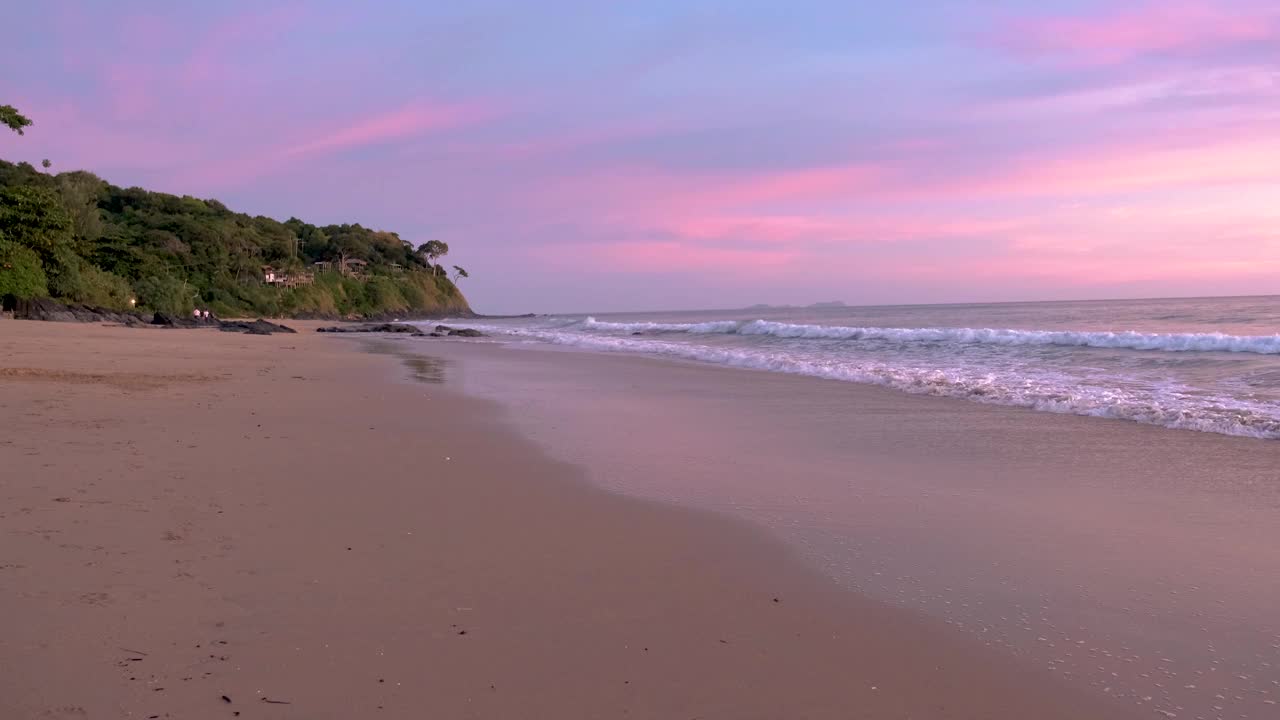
[
  {"xmin": 416, "ymin": 337, "xmax": 1280, "ymax": 719},
  {"xmin": 0, "ymin": 319, "xmax": 1136, "ymax": 719}
]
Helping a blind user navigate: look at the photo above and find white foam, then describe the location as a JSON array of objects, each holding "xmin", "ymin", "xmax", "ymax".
[
  {"xmin": 579, "ymin": 317, "xmax": 741, "ymax": 334},
  {"xmin": 571, "ymin": 317, "xmax": 1280, "ymax": 355},
  {"xmin": 438, "ymin": 321, "xmax": 1280, "ymax": 440}
]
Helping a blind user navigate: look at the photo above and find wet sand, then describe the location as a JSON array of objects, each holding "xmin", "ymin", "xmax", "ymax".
[
  {"xmin": 0, "ymin": 320, "xmax": 1130, "ymax": 719},
  {"xmin": 415, "ymin": 339, "xmax": 1280, "ymax": 720}
]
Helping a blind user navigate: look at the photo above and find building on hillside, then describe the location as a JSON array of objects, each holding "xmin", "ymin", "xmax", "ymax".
[
  {"xmin": 262, "ymin": 265, "xmax": 314, "ymax": 289},
  {"xmin": 339, "ymin": 258, "xmax": 369, "ymax": 279}
]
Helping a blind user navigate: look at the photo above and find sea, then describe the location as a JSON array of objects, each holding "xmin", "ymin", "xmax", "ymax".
[
  {"xmin": 418, "ymin": 295, "xmax": 1280, "ymax": 717},
  {"xmin": 451, "ymin": 295, "xmax": 1280, "ymax": 439}
]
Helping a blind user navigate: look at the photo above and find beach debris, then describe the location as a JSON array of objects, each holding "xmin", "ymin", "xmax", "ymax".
[
  {"xmin": 221, "ymin": 695, "xmax": 232, "ymax": 703},
  {"xmin": 261, "ymin": 697, "xmax": 292, "ymax": 704}
]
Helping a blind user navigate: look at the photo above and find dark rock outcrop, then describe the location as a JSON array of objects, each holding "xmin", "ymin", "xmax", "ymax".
[
  {"xmin": 7, "ymin": 297, "xmax": 146, "ymax": 325},
  {"xmin": 152, "ymin": 312, "xmax": 293, "ymax": 334},
  {"xmin": 315, "ymin": 323, "xmax": 485, "ymax": 337},
  {"xmin": 434, "ymin": 325, "xmax": 486, "ymax": 337},
  {"xmin": 151, "ymin": 312, "xmax": 200, "ymax": 328},
  {"xmin": 218, "ymin": 319, "xmax": 297, "ymax": 335},
  {"xmin": 317, "ymin": 323, "xmax": 426, "ymax": 336}
]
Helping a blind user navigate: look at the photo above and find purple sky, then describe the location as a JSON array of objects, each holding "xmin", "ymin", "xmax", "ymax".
[{"xmin": 3, "ymin": 0, "xmax": 1279, "ymax": 312}]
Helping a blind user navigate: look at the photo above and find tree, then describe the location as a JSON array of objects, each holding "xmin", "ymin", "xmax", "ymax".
[
  {"xmin": 415, "ymin": 239, "xmax": 448, "ymax": 267},
  {"xmin": 0, "ymin": 238, "xmax": 49, "ymax": 298},
  {"xmin": 0, "ymin": 185, "xmax": 74, "ymax": 257},
  {"xmin": 1, "ymin": 105, "xmax": 32, "ymax": 135},
  {"xmin": 451, "ymin": 265, "xmax": 469, "ymax": 284},
  {"xmin": 0, "ymin": 157, "xmax": 471, "ymax": 317},
  {"xmin": 133, "ymin": 274, "xmax": 193, "ymax": 315},
  {"xmin": 41, "ymin": 159, "xmax": 51, "ymax": 169},
  {"xmin": 55, "ymin": 171, "xmax": 107, "ymax": 245}
]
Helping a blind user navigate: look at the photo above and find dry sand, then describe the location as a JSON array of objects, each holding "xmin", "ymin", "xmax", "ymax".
[{"xmin": 0, "ymin": 320, "xmax": 1128, "ymax": 719}]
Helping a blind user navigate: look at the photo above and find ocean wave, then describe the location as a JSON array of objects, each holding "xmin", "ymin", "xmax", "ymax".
[
  {"xmin": 442, "ymin": 324, "xmax": 1280, "ymax": 440},
  {"xmin": 579, "ymin": 317, "xmax": 741, "ymax": 334},
  {"xmin": 573, "ymin": 317, "xmax": 1280, "ymax": 355}
]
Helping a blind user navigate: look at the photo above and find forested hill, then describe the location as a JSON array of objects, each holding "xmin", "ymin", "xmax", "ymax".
[{"xmin": 0, "ymin": 158, "xmax": 471, "ymax": 318}]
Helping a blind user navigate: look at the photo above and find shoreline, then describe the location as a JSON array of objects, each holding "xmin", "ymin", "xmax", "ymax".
[
  {"xmin": 400, "ymin": 335, "xmax": 1280, "ymax": 718},
  {"xmin": 2, "ymin": 320, "xmax": 1129, "ymax": 719}
]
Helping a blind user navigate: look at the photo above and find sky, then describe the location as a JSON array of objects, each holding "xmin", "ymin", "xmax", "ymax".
[{"xmin": 2, "ymin": 0, "xmax": 1278, "ymax": 313}]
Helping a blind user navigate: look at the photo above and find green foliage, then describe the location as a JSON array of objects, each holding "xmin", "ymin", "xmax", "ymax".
[
  {"xmin": 364, "ymin": 276, "xmax": 408, "ymax": 313},
  {"xmin": 1, "ymin": 105, "xmax": 33, "ymax": 136},
  {"xmin": 45, "ymin": 245, "xmax": 87, "ymax": 298},
  {"xmin": 416, "ymin": 239, "xmax": 449, "ymax": 267},
  {"xmin": 0, "ymin": 238, "xmax": 48, "ymax": 298},
  {"xmin": 55, "ymin": 171, "xmax": 107, "ymax": 245},
  {"xmin": 0, "ymin": 158, "xmax": 472, "ymax": 317},
  {"xmin": 133, "ymin": 275, "xmax": 193, "ymax": 315},
  {"xmin": 0, "ymin": 185, "xmax": 74, "ymax": 256},
  {"xmin": 45, "ymin": 247, "xmax": 134, "ymax": 309}
]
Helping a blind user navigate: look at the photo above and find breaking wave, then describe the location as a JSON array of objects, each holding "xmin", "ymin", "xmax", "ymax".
[
  {"xmin": 439, "ymin": 321, "xmax": 1280, "ymax": 440},
  {"xmin": 575, "ymin": 317, "xmax": 1280, "ymax": 355}
]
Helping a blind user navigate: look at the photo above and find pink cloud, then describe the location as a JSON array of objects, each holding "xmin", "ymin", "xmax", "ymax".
[
  {"xmin": 180, "ymin": 5, "xmax": 307, "ymax": 87},
  {"xmin": 5, "ymin": 99, "xmax": 201, "ymax": 172},
  {"xmin": 284, "ymin": 102, "xmax": 492, "ymax": 158},
  {"xmin": 524, "ymin": 164, "xmax": 884, "ymax": 227},
  {"xmin": 538, "ymin": 241, "xmax": 797, "ymax": 275},
  {"xmin": 669, "ymin": 213, "xmax": 1028, "ymax": 247},
  {"xmin": 971, "ymin": 131, "xmax": 1280, "ymax": 199},
  {"xmin": 997, "ymin": 3, "xmax": 1279, "ymax": 64},
  {"xmin": 151, "ymin": 101, "xmax": 495, "ymax": 194},
  {"xmin": 675, "ymin": 215, "xmax": 848, "ymax": 243},
  {"xmin": 524, "ymin": 125, "xmax": 1280, "ymax": 234}
]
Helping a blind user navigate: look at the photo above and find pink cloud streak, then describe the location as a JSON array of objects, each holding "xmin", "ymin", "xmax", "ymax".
[
  {"xmin": 998, "ymin": 2, "xmax": 1279, "ymax": 64},
  {"xmin": 284, "ymin": 102, "xmax": 492, "ymax": 158}
]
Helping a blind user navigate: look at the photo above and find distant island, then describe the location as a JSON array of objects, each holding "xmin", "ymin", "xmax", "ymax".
[
  {"xmin": 745, "ymin": 301, "xmax": 847, "ymax": 310},
  {"xmin": 1, "ymin": 108, "xmax": 471, "ymax": 320}
]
